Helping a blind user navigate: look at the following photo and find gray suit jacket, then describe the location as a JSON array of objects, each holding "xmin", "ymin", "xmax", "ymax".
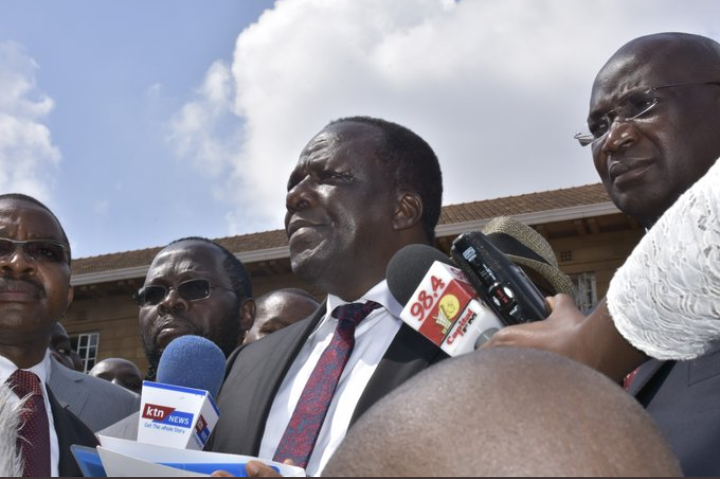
[
  {"xmin": 97, "ymin": 410, "xmax": 139, "ymax": 441},
  {"xmin": 211, "ymin": 302, "xmax": 447, "ymax": 456},
  {"xmin": 48, "ymin": 356, "xmax": 141, "ymax": 432}
]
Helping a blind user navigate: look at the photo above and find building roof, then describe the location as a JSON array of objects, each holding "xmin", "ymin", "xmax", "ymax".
[
  {"xmin": 438, "ymin": 183, "xmax": 609, "ymax": 225},
  {"xmin": 71, "ymin": 183, "xmax": 612, "ymax": 282}
]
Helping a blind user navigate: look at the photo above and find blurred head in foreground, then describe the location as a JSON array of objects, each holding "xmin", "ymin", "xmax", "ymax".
[{"xmin": 323, "ymin": 347, "xmax": 681, "ymax": 477}]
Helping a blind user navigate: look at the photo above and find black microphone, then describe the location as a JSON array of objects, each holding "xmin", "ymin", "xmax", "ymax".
[
  {"xmin": 387, "ymin": 235, "xmax": 549, "ymax": 356},
  {"xmin": 450, "ymin": 231, "xmax": 548, "ymax": 324},
  {"xmin": 387, "ymin": 244, "xmax": 504, "ymax": 355}
]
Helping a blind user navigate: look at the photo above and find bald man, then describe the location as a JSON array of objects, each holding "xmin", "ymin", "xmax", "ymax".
[
  {"xmin": 323, "ymin": 348, "xmax": 681, "ymax": 477},
  {"xmin": 486, "ymin": 32, "xmax": 720, "ymax": 476},
  {"xmin": 89, "ymin": 358, "xmax": 143, "ymax": 394},
  {"xmin": 243, "ymin": 289, "xmax": 319, "ymax": 344}
]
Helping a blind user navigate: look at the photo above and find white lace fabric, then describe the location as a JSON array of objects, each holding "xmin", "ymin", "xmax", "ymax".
[{"xmin": 607, "ymin": 158, "xmax": 720, "ymax": 360}]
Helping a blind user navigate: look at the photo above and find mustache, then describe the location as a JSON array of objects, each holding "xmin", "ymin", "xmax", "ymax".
[
  {"xmin": 0, "ymin": 275, "xmax": 45, "ymax": 297},
  {"xmin": 150, "ymin": 315, "xmax": 201, "ymax": 347}
]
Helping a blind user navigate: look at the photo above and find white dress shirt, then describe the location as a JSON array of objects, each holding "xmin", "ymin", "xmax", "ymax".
[
  {"xmin": 0, "ymin": 350, "xmax": 60, "ymax": 477},
  {"xmin": 259, "ymin": 280, "xmax": 403, "ymax": 476}
]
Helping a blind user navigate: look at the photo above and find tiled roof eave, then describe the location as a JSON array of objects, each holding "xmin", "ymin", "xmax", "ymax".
[
  {"xmin": 71, "ymin": 245, "xmax": 290, "ymax": 286},
  {"xmin": 435, "ymin": 201, "xmax": 618, "ymax": 237}
]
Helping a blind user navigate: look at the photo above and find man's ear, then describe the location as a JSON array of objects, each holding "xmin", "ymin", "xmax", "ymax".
[
  {"xmin": 392, "ymin": 190, "xmax": 424, "ymax": 231},
  {"xmin": 66, "ymin": 285, "xmax": 74, "ymax": 308},
  {"xmin": 239, "ymin": 298, "xmax": 256, "ymax": 343}
]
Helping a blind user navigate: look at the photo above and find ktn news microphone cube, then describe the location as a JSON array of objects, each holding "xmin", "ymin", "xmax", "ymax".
[{"xmin": 138, "ymin": 381, "xmax": 220, "ymax": 450}]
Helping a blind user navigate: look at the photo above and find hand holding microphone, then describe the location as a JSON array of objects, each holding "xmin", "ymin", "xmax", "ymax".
[{"xmin": 387, "ymin": 217, "xmax": 573, "ymax": 356}]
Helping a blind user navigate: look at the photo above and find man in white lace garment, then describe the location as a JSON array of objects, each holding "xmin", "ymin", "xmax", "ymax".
[{"xmin": 486, "ymin": 32, "xmax": 720, "ymax": 476}]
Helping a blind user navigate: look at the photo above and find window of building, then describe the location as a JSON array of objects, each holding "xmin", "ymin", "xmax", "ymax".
[
  {"xmin": 559, "ymin": 250, "xmax": 573, "ymax": 263},
  {"xmin": 571, "ymin": 272, "xmax": 598, "ymax": 313},
  {"xmin": 70, "ymin": 332, "xmax": 100, "ymax": 373}
]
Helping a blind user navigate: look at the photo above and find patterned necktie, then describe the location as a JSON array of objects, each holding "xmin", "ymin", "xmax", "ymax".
[
  {"xmin": 273, "ymin": 301, "xmax": 382, "ymax": 469},
  {"xmin": 7, "ymin": 370, "xmax": 51, "ymax": 477},
  {"xmin": 623, "ymin": 367, "xmax": 640, "ymax": 391}
]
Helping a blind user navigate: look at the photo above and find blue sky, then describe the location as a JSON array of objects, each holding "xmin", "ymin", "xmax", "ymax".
[
  {"xmin": 1, "ymin": 0, "xmax": 719, "ymax": 259},
  {"xmin": 0, "ymin": 0, "xmax": 274, "ymax": 257}
]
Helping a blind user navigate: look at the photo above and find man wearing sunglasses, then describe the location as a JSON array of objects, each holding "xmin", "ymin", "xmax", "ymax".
[
  {"xmin": 486, "ymin": 32, "xmax": 720, "ymax": 476},
  {"xmin": 0, "ymin": 193, "xmax": 98, "ymax": 476},
  {"xmin": 136, "ymin": 237, "xmax": 255, "ymax": 381}
]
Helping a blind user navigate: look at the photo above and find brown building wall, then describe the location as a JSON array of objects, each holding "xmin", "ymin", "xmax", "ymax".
[{"xmin": 549, "ymin": 228, "xmax": 644, "ymax": 298}]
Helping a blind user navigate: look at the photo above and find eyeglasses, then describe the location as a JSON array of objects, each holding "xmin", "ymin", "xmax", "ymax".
[
  {"xmin": 0, "ymin": 238, "xmax": 71, "ymax": 264},
  {"xmin": 133, "ymin": 278, "xmax": 235, "ymax": 307},
  {"xmin": 574, "ymin": 81, "xmax": 720, "ymax": 147}
]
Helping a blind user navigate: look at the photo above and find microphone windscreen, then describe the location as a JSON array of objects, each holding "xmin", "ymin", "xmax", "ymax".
[
  {"xmin": 386, "ymin": 244, "xmax": 453, "ymax": 306},
  {"xmin": 156, "ymin": 335, "xmax": 226, "ymax": 399}
]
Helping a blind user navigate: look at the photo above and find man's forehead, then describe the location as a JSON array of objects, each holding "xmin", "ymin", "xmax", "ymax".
[
  {"xmin": 0, "ymin": 199, "xmax": 64, "ymax": 240},
  {"xmin": 148, "ymin": 242, "xmax": 225, "ymax": 277},
  {"xmin": 593, "ymin": 37, "xmax": 713, "ymax": 99},
  {"xmin": 305, "ymin": 122, "xmax": 380, "ymax": 152}
]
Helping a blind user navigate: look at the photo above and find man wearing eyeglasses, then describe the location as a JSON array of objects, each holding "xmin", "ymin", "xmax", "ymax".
[
  {"xmin": 136, "ymin": 237, "xmax": 256, "ymax": 381},
  {"xmin": 0, "ymin": 193, "xmax": 98, "ymax": 476},
  {"xmin": 486, "ymin": 32, "xmax": 720, "ymax": 476}
]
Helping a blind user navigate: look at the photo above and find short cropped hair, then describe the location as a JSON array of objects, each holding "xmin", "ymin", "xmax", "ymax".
[
  {"xmin": 0, "ymin": 193, "xmax": 71, "ymax": 262},
  {"xmin": 167, "ymin": 237, "xmax": 253, "ymax": 301},
  {"xmin": 329, "ymin": 116, "xmax": 443, "ymax": 243}
]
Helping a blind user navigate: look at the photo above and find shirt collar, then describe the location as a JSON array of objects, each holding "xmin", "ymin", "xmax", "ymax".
[
  {"xmin": 0, "ymin": 349, "xmax": 52, "ymax": 387},
  {"xmin": 325, "ymin": 279, "xmax": 403, "ymax": 319}
]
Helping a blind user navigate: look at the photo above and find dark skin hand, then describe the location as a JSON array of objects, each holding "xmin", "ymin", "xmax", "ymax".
[
  {"xmin": 482, "ymin": 295, "xmax": 648, "ymax": 383},
  {"xmin": 211, "ymin": 459, "xmax": 294, "ymax": 477}
]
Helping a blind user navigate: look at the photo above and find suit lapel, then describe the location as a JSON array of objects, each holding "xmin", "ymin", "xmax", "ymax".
[
  {"xmin": 47, "ymin": 387, "xmax": 98, "ymax": 477},
  {"xmin": 251, "ymin": 303, "xmax": 326, "ymax": 452},
  {"xmin": 216, "ymin": 303, "xmax": 327, "ymax": 456},
  {"xmin": 628, "ymin": 358, "xmax": 668, "ymax": 397},
  {"xmin": 351, "ymin": 323, "xmax": 447, "ymax": 425},
  {"xmin": 49, "ymin": 358, "xmax": 90, "ymax": 411}
]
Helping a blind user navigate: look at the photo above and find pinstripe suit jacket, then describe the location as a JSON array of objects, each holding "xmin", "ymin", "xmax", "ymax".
[
  {"xmin": 628, "ymin": 348, "xmax": 720, "ymax": 477},
  {"xmin": 47, "ymin": 356, "xmax": 141, "ymax": 432}
]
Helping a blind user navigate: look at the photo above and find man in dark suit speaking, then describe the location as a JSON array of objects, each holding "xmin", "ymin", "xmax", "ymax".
[
  {"xmin": 211, "ymin": 116, "xmax": 445, "ymax": 476},
  {"xmin": 0, "ymin": 194, "xmax": 97, "ymax": 477}
]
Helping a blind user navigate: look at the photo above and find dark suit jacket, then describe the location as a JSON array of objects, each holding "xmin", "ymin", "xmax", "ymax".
[
  {"xmin": 47, "ymin": 387, "xmax": 99, "ymax": 477},
  {"xmin": 628, "ymin": 348, "xmax": 720, "ymax": 477},
  {"xmin": 211, "ymin": 302, "xmax": 446, "ymax": 456}
]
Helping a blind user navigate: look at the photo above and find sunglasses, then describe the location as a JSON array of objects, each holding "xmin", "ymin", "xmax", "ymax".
[
  {"xmin": 0, "ymin": 238, "xmax": 71, "ymax": 264},
  {"xmin": 134, "ymin": 278, "xmax": 235, "ymax": 307}
]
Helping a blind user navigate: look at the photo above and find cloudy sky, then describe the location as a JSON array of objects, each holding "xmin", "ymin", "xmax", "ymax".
[{"xmin": 1, "ymin": 0, "xmax": 719, "ymax": 258}]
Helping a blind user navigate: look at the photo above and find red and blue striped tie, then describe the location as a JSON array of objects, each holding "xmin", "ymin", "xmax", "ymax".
[{"xmin": 273, "ymin": 301, "xmax": 381, "ymax": 468}]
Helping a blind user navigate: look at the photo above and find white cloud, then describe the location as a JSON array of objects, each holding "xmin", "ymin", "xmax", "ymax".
[
  {"xmin": 167, "ymin": 60, "xmax": 243, "ymax": 179},
  {"xmin": 0, "ymin": 42, "xmax": 60, "ymax": 202},
  {"xmin": 168, "ymin": 0, "xmax": 720, "ymax": 234}
]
